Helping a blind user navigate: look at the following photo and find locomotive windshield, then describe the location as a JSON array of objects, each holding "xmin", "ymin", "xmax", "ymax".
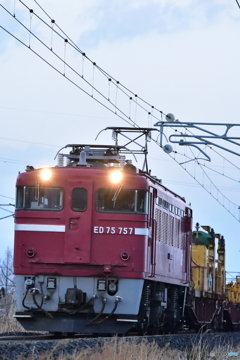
[
  {"xmin": 96, "ymin": 188, "xmax": 148, "ymax": 214},
  {"xmin": 16, "ymin": 186, "xmax": 63, "ymax": 211}
]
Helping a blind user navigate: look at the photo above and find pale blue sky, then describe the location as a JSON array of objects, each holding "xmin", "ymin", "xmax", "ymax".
[{"xmin": 77, "ymin": 1, "xmax": 235, "ymax": 47}]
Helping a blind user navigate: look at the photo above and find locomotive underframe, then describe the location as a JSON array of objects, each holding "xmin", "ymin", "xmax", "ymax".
[
  {"xmin": 15, "ymin": 274, "xmax": 187, "ymax": 334},
  {"xmin": 15, "ymin": 275, "xmax": 144, "ymax": 314}
]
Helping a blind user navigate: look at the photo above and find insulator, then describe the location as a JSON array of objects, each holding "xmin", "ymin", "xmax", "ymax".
[
  {"xmin": 220, "ymin": 235, "xmax": 225, "ymax": 245},
  {"xmin": 78, "ymin": 151, "xmax": 87, "ymax": 165},
  {"xmin": 58, "ymin": 154, "xmax": 64, "ymax": 167}
]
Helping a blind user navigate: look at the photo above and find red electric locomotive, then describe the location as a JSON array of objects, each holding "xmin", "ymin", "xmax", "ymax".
[{"xmin": 13, "ymin": 127, "xmax": 192, "ymax": 334}]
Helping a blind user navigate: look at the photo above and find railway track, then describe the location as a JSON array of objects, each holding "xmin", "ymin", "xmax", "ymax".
[
  {"xmin": 0, "ymin": 332, "xmax": 99, "ymax": 342},
  {"xmin": 0, "ymin": 330, "xmax": 239, "ymax": 342},
  {"xmin": 0, "ymin": 328, "xmax": 198, "ymax": 342},
  {"xmin": 0, "ymin": 329, "xmax": 235, "ymax": 342}
]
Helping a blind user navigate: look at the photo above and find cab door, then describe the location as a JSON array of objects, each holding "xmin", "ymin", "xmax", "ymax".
[{"xmin": 64, "ymin": 179, "xmax": 93, "ymax": 263}]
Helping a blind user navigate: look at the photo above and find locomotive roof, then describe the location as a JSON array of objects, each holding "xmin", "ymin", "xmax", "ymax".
[
  {"xmin": 55, "ymin": 144, "xmax": 128, "ymax": 167},
  {"xmin": 55, "ymin": 127, "xmax": 158, "ymax": 169},
  {"xmin": 23, "ymin": 127, "xmax": 188, "ymax": 205}
]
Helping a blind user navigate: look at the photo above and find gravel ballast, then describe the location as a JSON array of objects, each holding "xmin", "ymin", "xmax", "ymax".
[{"xmin": 1, "ymin": 332, "xmax": 240, "ymax": 359}]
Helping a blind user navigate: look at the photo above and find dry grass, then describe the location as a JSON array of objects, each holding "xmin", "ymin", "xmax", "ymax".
[
  {"xmin": 15, "ymin": 336, "xmax": 240, "ymax": 360},
  {"xmin": 17, "ymin": 338, "xmax": 183, "ymax": 360},
  {"xmin": 187, "ymin": 332, "xmax": 238, "ymax": 360},
  {"xmin": 0, "ymin": 294, "xmax": 25, "ymax": 333},
  {"xmin": 0, "ymin": 300, "xmax": 239, "ymax": 360}
]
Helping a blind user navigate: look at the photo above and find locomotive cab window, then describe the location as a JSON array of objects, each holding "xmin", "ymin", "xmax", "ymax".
[
  {"xmin": 16, "ymin": 186, "xmax": 63, "ymax": 211},
  {"xmin": 71, "ymin": 188, "xmax": 87, "ymax": 212},
  {"xmin": 96, "ymin": 188, "xmax": 148, "ymax": 214}
]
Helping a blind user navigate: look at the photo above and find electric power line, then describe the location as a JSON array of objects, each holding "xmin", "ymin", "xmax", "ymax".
[
  {"xmin": 0, "ymin": 214, "xmax": 14, "ymax": 221},
  {"xmin": 1, "ymin": 1, "xmax": 240, "ymax": 222}
]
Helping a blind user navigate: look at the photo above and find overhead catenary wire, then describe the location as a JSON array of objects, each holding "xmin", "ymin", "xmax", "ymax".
[
  {"xmin": 33, "ymin": 0, "xmax": 166, "ymax": 120},
  {"xmin": 3, "ymin": 2, "xmax": 240, "ymax": 142},
  {"xmin": 0, "ymin": 214, "xmax": 14, "ymax": 221},
  {"xmin": 1, "ymin": 2, "xmax": 167, "ymax": 128},
  {"xmin": 0, "ymin": 135, "xmax": 60, "ymax": 148},
  {"xmin": 0, "ymin": 207, "xmax": 14, "ymax": 214},
  {"xmin": 198, "ymin": 162, "xmax": 240, "ymax": 184},
  {"xmin": 148, "ymin": 126, "xmax": 240, "ymax": 221},
  {"xmin": 155, "ymin": 121, "xmax": 240, "ymax": 220},
  {"xmin": 0, "ymin": 195, "xmax": 14, "ymax": 200},
  {"xmin": 1, "ymin": 0, "xmax": 223, "ymax": 143},
  {"xmin": 0, "ymin": 5, "xmax": 136, "ymax": 127},
  {"xmin": 2, "ymin": 4, "xmax": 239, "ymax": 156},
  {"xmin": 4, "ymin": 2, "xmax": 133, "ymax": 119},
  {"xmin": 0, "ymin": 105, "xmax": 116, "ymax": 120},
  {"xmin": 33, "ymin": 0, "xmax": 85, "ymax": 54},
  {"xmin": 167, "ymin": 150, "xmax": 240, "ymax": 222}
]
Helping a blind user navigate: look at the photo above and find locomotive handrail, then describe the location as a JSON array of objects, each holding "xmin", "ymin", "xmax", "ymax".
[{"xmin": 150, "ymin": 219, "xmax": 157, "ymax": 278}]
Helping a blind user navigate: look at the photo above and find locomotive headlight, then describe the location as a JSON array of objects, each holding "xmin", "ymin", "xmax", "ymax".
[
  {"xmin": 40, "ymin": 168, "xmax": 52, "ymax": 181},
  {"xmin": 109, "ymin": 169, "xmax": 123, "ymax": 184}
]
